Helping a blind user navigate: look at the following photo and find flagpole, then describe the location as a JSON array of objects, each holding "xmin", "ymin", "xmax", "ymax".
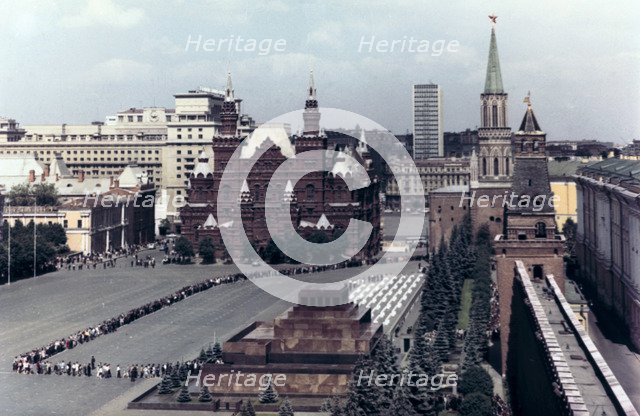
[
  {"xmin": 7, "ymin": 197, "xmax": 10, "ymax": 286},
  {"xmin": 33, "ymin": 194, "xmax": 37, "ymax": 279}
]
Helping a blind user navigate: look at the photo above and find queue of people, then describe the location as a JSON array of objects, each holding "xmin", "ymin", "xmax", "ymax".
[
  {"xmin": 57, "ymin": 245, "xmax": 146, "ymax": 271},
  {"xmin": 12, "ymin": 274, "xmax": 245, "ymax": 372},
  {"xmin": 14, "ymin": 356, "xmax": 204, "ymax": 384},
  {"xmin": 11, "ymin": 258, "xmax": 408, "ymax": 375}
]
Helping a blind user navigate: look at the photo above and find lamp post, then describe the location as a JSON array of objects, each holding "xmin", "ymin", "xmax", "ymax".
[
  {"xmin": 33, "ymin": 195, "xmax": 37, "ymax": 279},
  {"xmin": 6, "ymin": 197, "xmax": 10, "ymax": 286}
]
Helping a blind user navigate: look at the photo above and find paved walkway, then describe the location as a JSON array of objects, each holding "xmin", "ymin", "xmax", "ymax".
[{"xmin": 588, "ymin": 310, "xmax": 640, "ymax": 408}]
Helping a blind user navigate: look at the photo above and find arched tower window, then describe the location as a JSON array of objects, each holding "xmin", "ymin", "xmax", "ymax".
[
  {"xmin": 493, "ymin": 157, "xmax": 499, "ymax": 176},
  {"xmin": 306, "ymin": 184, "xmax": 315, "ymax": 200},
  {"xmin": 492, "ymin": 104, "xmax": 498, "ymax": 127},
  {"xmin": 535, "ymin": 222, "xmax": 547, "ymax": 238},
  {"xmin": 482, "ymin": 158, "xmax": 487, "ymax": 176},
  {"xmin": 505, "ymin": 157, "xmax": 510, "ymax": 175}
]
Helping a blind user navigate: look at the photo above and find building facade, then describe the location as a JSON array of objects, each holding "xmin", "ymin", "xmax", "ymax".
[
  {"xmin": 444, "ymin": 129, "xmax": 479, "ymax": 158},
  {"xmin": 179, "ymin": 73, "xmax": 381, "ymax": 260},
  {"xmin": 1, "ymin": 155, "xmax": 155, "ymax": 254},
  {"xmin": 547, "ymin": 159, "xmax": 595, "ymax": 228},
  {"xmin": 385, "ymin": 157, "xmax": 469, "ymax": 211},
  {"xmin": 412, "ymin": 83, "xmax": 443, "ymax": 159},
  {"xmin": 0, "ymin": 87, "xmax": 255, "ymax": 223},
  {"xmin": 575, "ymin": 159, "xmax": 640, "ymax": 350}
]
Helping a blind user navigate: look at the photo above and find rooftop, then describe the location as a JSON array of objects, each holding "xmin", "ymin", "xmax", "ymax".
[{"xmin": 547, "ymin": 159, "xmax": 594, "ymax": 180}]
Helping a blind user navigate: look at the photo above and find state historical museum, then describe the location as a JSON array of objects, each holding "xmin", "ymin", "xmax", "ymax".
[{"xmin": 179, "ymin": 72, "xmax": 381, "ymax": 261}]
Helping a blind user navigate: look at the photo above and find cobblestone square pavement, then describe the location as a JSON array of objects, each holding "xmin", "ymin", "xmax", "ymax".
[{"xmin": 0, "ymin": 250, "xmax": 415, "ymax": 415}]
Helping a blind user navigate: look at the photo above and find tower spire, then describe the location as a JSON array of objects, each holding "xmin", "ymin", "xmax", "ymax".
[
  {"xmin": 308, "ymin": 69, "xmax": 316, "ymax": 100},
  {"xmin": 303, "ymin": 70, "xmax": 320, "ymax": 135},
  {"xmin": 220, "ymin": 70, "xmax": 238, "ymax": 136},
  {"xmin": 484, "ymin": 24, "xmax": 504, "ymax": 94},
  {"xmin": 518, "ymin": 92, "xmax": 541, "ymax": 133},
  {"xmin": 225, "ymin": 70, "xmax": 234, "ymax": 102}
]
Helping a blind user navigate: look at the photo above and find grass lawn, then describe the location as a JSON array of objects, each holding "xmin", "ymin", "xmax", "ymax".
[{"xmin": 457, "ymin": 279, "xmax": 474, "ymax": 330}]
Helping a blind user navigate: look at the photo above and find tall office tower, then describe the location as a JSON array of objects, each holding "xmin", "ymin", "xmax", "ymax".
[{"xmin": 412, "ymin": 83, "xmax": 443, "ymax": 159}]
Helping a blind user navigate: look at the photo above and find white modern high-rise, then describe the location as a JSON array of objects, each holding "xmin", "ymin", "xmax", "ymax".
[{"xmin": 412, "ymin": 83, "xmax": 443, "ymax": 159}]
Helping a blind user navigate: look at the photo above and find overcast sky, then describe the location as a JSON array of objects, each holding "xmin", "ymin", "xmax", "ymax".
[{"xmin": 1, "ymin": 0, "xmax": 638, "ymax": 143}]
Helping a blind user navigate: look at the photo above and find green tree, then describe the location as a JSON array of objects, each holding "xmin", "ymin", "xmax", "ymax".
[
  {"xmin": 258, "ymin": 380, "xmax": 279, "ymax": 404},
  {"xmin": 8, "ymin": 183, "xmax": 59, "ymax": 206},
  {"xmin": 343, "ymin": 356, "xmax": 382, "ymax": 415},
  {"xmin": 459, "ymin": 392, "xmax": 492, "ymax": 416},
  {"xmin": 562, "ymin": 218, "xmax": 578, "ymax": 278},
  {"xmin": 458, "ymin": 366, "xmax": 494, "ymax": 397},
  {"xmin": 278, "ymin": 397, "xmax": 294, "ymax": 416},
  {"xmin": 562, "ymin": 218, "xmax": 576, "ymax": 256},
  {"xmin": 157, "ymin": 374, "xmax": 173, "ymax": 394},
  {"xmin": 212, "ymin": 341, "xmax": 222, "ymax": 362},
  {"xmin": 158, "ymin": 218, "xmax": 171, "ymax": 236},
  {"xmin": 198, "ymin": 385, "xmax": 213, "ymax": 402},
  {"xmin": 198, "ymin": 348, "xmax": 208, "ymax": 362},
  {"xmin": 432, "ymin": 323, "xmax": 451, "ymax": 363},
  {"xmin": 199, "ymin": 237, "xmax": 216, "ymax": 264},
  {"xmin": 37, "ymin": 223, "xmax": 67, "ymax": 248},
  {"xmin": 171, "ymin": 367, "xmax": 182, "ymax": 388},
  {"xmin": 240, "ymin": 400, "xmax": 257, "ymax": 416},
  {"xmin": 245, "ymin": 400, "xmax": 257, "ymax": 416},
  {"xmin": 263, "ymin": 239, "xmax": 284, "ymax": 264},
  {"xmin": 462, "ymin": 225, "xmax": 493, "ymax": 370},
  {"xmin": 176, "ymin": 385, "xmax": 191, "ymax": 402},
  {"xmin": 33, "ymin": 183, "xmax": 59, "ymax": 206},
  {"xmin": 174, "ymin": 236, "xmax": 194, "ymax": 259},
  {"xmin": 372, "ymin": 334, "xmax": 398, "ymax": 411},
  {"xmin": 388, "ymin": 383, "xmax": 419, "ymax": 416}
]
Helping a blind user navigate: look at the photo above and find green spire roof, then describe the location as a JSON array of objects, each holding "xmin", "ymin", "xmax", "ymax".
[{"xmin": 484, "ymin": 27, "xmax": 504, "ymax": 94}]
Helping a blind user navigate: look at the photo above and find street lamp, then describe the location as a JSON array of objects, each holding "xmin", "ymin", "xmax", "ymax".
[
  {"xmin": 6, "ymin": 197, "xmax": 10, "ymax": 286},
  {"xmin": 33, "ymin": 193, "xmax": 37, "ymax": 279}
]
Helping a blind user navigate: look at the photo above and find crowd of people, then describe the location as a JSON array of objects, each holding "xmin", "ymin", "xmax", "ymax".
[
  {"xmin": 14, "ymin": 355, "xmax": 205, "ymax": 384},
  {"xmin": 56, "ymin": 245, "xmax": 147, "ymax": 271},
  {"xmin": 492, "ymin": 394, "xmax": 512, "ymax": 416},
  {"xmin": 12, "ymin": 274, "xmax": 245, "ymax": 372},
  {"xmin": 490, "ymin": 282, "xmax": 501, "ymax": 335},
  {"xmin": 12, "ymin": 256, "xmax": 416, "ymax": 376}
]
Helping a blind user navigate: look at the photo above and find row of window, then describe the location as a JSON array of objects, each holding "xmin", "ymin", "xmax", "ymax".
[
  {"xmin": 481, "ymin": 157, "xmax": 510, "ymax": 176},
  {"xmin": 118, "ymin": 115, "xmax": 172, "ymax": 123}
]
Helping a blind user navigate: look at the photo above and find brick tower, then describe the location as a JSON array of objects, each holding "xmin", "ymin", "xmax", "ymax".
[
  {"xmin": 494, "ymin": 95, "xmax": 566, "ymax": 375},
  {"xmin": 470, "ymin": 20, "xmax": 514, "ymax": 237}
]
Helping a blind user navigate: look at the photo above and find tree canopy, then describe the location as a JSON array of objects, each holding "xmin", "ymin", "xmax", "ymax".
[
  {"xmin": 8, "ymin": 183, "xmax": 59, "ymax": 206},
  {"xmin": 174, "ymin": 236, "xmax": 194, "ymax": 258}
]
